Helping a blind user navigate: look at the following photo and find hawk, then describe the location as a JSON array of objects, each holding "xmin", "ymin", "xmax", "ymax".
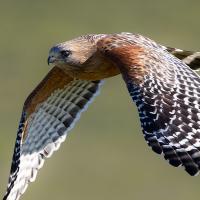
[{"xmin": 3, "ymin": 33, "xmax": 200, "ymax": 200}]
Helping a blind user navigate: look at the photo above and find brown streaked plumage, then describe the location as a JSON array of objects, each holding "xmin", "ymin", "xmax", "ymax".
[
  {"xmin": 48, "ymin": 34, "xmax": 120, "ymax": 80},
  {"xmin": 24, "ymin": 67, "xmax": 73, "ymax": 116},
  {"xmin": 98, "ymin": 38, "xmax": 148, "ymax": 84},
  {"xmin": 4, "ymin": 32, "xmax": 200, "ymax": 200}
]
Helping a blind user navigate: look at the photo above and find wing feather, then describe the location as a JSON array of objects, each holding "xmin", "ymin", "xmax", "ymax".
[
  {"xmin": 97, "ymin": 33, "xmax": 200, "ymax": 176},
  {"xmin": 166, "ymin": 47, "xmax": 200, "ymax": 71},
  {"xmin": 4, "ymin": 66, "xmax": 103, "ymax": 200}
]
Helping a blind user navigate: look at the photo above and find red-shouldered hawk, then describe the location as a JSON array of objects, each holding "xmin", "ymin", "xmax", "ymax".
[{"xmin": 3, "ymin": 33, "xmax": 200, "ymax": 200}]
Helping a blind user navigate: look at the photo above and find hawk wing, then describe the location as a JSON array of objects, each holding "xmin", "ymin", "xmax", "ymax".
[
  {"xmin": 166, "ymin": 47, "xmax": 200, "ymax": 71},
  {"xmin": 97, "ymin": 33, "xmax": 200, "ymax": 176},
  {"xmin": 4, "ymin": 66, "xmax": 103, "ymax": 200}
]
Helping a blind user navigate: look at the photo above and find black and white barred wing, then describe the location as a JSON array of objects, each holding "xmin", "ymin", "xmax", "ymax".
[
  {"xmin": 166, "ymin": 47, "xmax": 200, "ymax": 71},
  {"xmin": 4, "ymin": 66, "xmax": 103, "ymax": 200},
  {"xmin": 97, "ymin": 33, "xmax": 200, "ymax": 176}
]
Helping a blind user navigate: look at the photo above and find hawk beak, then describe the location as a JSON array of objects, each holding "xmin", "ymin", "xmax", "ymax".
[{"xmin": 47, "ymin": 56, "xmax": 56, "ymax": 65}]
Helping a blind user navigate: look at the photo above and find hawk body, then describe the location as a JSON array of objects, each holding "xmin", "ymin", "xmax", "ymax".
[{"xmin": 3, "ymin": 32, "xmax": 200, "ymax": 200}]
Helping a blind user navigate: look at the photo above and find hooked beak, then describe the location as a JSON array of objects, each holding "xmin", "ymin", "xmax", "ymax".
[{"xmin": 47, "ymin": 56, "xmax": 56, "ymax": 65}]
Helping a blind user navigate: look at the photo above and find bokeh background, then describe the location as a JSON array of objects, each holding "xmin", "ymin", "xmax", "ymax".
[{"xmin": 0, "ymin": 0, "xmax": 200, "ymax": 199}]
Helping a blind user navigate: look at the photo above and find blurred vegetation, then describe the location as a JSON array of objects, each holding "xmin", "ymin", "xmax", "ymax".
[{"xmin": 0, "ymin": 0, "xmax": 200, "ymax": 199}]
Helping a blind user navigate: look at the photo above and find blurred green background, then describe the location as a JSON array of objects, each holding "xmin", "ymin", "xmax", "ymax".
[{"xmin": 0, "ymin": 0, "xmax": 200, "ymax": 199}]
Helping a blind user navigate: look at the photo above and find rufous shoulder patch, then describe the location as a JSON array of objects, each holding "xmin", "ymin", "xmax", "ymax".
[{"xmin": 24, "ymin": 67, "xmax": 73, "ymax": 116}]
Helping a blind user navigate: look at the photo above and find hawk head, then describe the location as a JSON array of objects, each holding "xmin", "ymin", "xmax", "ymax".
[{"xmin": 47, "ymin": 34, "xmax": 120, "ymax": 80}]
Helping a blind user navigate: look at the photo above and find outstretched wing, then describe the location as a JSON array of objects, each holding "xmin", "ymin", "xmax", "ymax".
[
  {"xmin": 166, "ymin": 47, "xmax": 200, "ymax": 71},
  {"xmin": 4, "ymin": 66, "xmax": 103, "ymax": 200},
  {"xmin": 97, "ymin": 33, "xmax": 200, "ymax": 176}
]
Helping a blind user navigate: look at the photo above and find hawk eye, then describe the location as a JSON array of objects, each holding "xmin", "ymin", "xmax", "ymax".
[{"xmin": 60, "ymin": 50, "xmax": 71, "ymax": 57}]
